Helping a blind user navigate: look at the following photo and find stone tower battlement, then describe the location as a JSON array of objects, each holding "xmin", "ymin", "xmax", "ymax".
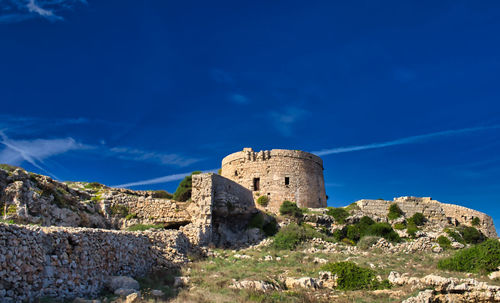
[{"xmin": 221, "ymin": 148, "xmax": 327, "ymax": 212}]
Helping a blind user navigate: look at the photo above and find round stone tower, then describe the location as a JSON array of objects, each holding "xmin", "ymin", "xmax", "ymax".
[{"xmin": 221, "ymin": 148, "xmax": 327, "ymax": 212}]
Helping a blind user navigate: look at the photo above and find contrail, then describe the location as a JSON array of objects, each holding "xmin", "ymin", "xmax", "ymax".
[
  {"xmin": 312, "ymin": 125, "xmax": 500, "ymax": 156},
  {"xmin": 114, "ymin": 168, "xmax": 219, "ymax": 188}
]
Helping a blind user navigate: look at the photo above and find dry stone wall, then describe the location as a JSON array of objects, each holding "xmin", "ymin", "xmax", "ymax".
[
  {"xmin": 356, "ymin": 196, "xmax": 497, "ymax": 238},
  {"xmin": 221, "ymin": 148, "xmax": 327, "ymax": 212},
  {"xmin": 0, "ymin": 223, "xmax": 189, "ymax": 302},
  {"xmin": 181, "ymin": 173, "xmax": 258, "ymax": 247}
]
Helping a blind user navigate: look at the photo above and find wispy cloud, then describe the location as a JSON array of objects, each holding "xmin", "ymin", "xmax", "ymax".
[
  {"xmin": 228, "ymin": 93, "xmax": 249, "ymax": 105},
  {"xmin": 0, "ymin": 0, "xmax": 86, "ymax": 23},
  {"xmin": 109, "ymin": 147, "xmax": 201, "ymax": 168},
  {"xmin": 313, "ymin": 125, "xmax": 500, "ymax": 156},
  {"xmin": 114, "ymin": 168, "xmax": 219, "ymax": 188},
  {"xmin": 0, "ymin": 130, "xmax": 89, "ymax": 177},
  {"xmin": 269, "ymin": 106, "xmax": 309, "ymax": 137}
]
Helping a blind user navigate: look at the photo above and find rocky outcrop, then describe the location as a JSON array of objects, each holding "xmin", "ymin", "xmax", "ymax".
[{"xmin": 389, "ymin": 272, "xmax": 500, "ymax": 302}]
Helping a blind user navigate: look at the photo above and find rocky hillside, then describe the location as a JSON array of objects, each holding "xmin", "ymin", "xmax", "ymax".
[
  {"xmin": 1, "ymin": 165, "xmax": 499, "ymax": 303},
  {"xmin": 0, "ymin": 164, "xmax": 191, "ymax": 231}
]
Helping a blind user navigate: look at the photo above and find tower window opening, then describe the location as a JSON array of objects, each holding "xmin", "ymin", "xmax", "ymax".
[
  {"xmin": 234, "ymin": 170, "xmax": 238, "ymax": 176},
  {"xmin": 285, "ymin": 177, "xmax": 290, "ymax": 186},
  {"xmin": 253, "ymin": 178, "xmax": 260, "ymax": 191}
]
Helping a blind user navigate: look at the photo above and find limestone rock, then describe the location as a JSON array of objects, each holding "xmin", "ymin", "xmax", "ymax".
[
  {"xmin": 108, "ymin": 276, "xmax": 140, "ymax": 292},
  {"xmin": 285, "ymin": 277, "xmax": 321, "ymax": 290},
  {"xmin": 229, "ymin": 280, "xmax": 279, "ymax": 292}
]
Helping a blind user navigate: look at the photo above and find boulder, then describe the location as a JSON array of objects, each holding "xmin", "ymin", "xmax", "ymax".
[{"xmin": 108, "ymin": 276, "xmax": 140, "ymax": 292}]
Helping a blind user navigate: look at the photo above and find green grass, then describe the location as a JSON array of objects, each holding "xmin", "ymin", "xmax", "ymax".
[
  {"xmin": 437, "ymin": 236, "xmax": 451, "ymax": 249},
  {"xmin": 437, "ymin": 239, "xmax": 500, "ymax": 273}
]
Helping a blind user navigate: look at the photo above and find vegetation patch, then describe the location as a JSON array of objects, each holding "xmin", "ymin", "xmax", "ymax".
[
  {"xmin": 472, "ymin": 217, "xmax": 480, "ymax": 226},
  {"xmin": 272, "ymin": 222, "xmax": 334, "ymax": 250},
  {"xmin": 279, "ymin": 201, "xmax": 303, "ymax": 218},
  {"xmin": 173, "ymin": 171, "xmax": 201, "ymax": 202},
  {"xmin": 320, "ymin": 261, "xmax": 391, "ymax": 290},
  {"xmin": 393, "ymin": 223, "xmax": 405, "ymax": 230},
  {"xmin": 127, "ymin": 224, "xmax": 164, "ymax": 231},
  {"xmin": 326, "ymin": 207, "xmax": 349, "ymax": 224},
  {"xmin": 437, "ymin": 236, "xmax": 452, "ymax": 249},
  {"xmin": 357, "ymin": 236, "xmax": 382, "ymax": 250},
  {"xmin": 408, "ymin": 212, "xmax": 425, "ymax": 226},
  {"xmin": 0, "ymin": 164, "xmax": 20, "ymax": 173},
  {"xmin": 334, "ymin": 216, "xmax": 400, "ymax": 243},
  {"xmin": 247, "ymin": 212, "xmax": 279, "ymax": 237},
  {"xmin": 256, "ymin": 195, "xmax": 269, "ymax": 207},
  {"xmin": 125, "ymin": 213, "xmax": 138, "ymax": 220},
  {"xmin": 84, "ymin": 182, "xmax": 103, "ymax": 190},
  {"xmin": 459, "ymin": 226, "xmax": 485, "ymax": 244},
  {"xmin": 387, "ymin": 203, "xmax": 404, "ymax": 220},
  {"xmin": 152, "ymin": 190, "xmax": 173, "ymax": 199},
  {"xmin": 109, "ymin": 204, "xmax": 129, "ymax": 217},
  {"xmin": 437, "ymin": 239, "xmax": 500, "ymax": 273}
]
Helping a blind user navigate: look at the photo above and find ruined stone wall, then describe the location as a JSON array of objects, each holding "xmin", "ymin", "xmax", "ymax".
[
  {"xmin": 0, "ymin": 223, "xmax": 189, "ymax": 302},
  {"xmin": 181, "ymin": 173, "xmax": 257, "ymax": 247},
  {"xmin": 221, "ymin": 148, "xmax": 327, "ymax": 212},
  {"xmin": 356, "ymin": 197, "xmax": 497, "ymax": 238}
]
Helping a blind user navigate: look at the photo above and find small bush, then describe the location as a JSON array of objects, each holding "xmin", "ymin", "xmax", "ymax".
[
  {"xmin": 257, "ymin": 195, "xmax": 269, "ymax": 207},
  {"xmin": 357, "ymin": 236, "xmax": 382, "ymax": 250},
  {"xmin": 248, "ymin": 212, "xmax": 265, "ymax": 229},
  {"xmin": 109, "ymin": 204, "xmax": 129, "ymax": 217},
  {"xmin": 152, "ymin": 190, "xmax": 173, "ymax": 199},
  {"xmin": 472, "ymin": 217, "xmax": 480, "ymax": 226},
  {"xmin": 320, "ymin": 262, "xmax": 391, "ymax": 290},
  {"xmin": 127, "ymin": 224, "xmax": 164, "ymax": 231},
  {"xmin": 272, "ymin": 223, "xmax": 307, "ymax": 250},
  {"xmin": 393, "ymin": 223, "xmax": 405, "ymax": 230},
  {"xmin": 279, "ymin": 201, "xmax": 303, "ymax": 218},
  {"xmin": 173, "ymin": 171, "xmax": 201, "ymax": 202},
  {"xmin": 125, "ymin": 213, "xmax": 138, "ymax": 220},
  {"xmin": 437, "ymin": 239, "xmax": 500, "ymax": 273},
  {"xmin": 326, "ymin": 207, "xmax": 349, "ymax": 224},
  {"xmin": 84, "ymin": 182, "xmax": 102, "ymax": 190},
  {"xmin": 262, "ymin": 218, "xmax": 279, "ymax": 237},
  {"xmin": 460, "ymin": 226, "xmax": 485, "ymax": 244},
  {"xmin": 437, "ymin": 235, "xmax": 452, "ymax": 249},
  {"xmin": 387, "ymin": 203, "xmax": 404, "ymax": 220},
  {"xmin": 341, "ymin": 238, "xmax": 356, "ymax": 246},
  {"xmin": 446, "ymin": 229, "xmax": 465, "ymax": 244},
  {"xmin": 408, "ymin": 212, "xmax": 425, "ymax": 226},
  {"xmin": 368, "ymin": 223, "xmax": 401, "ymax": 242},
  {"xmin": 406, "ymin": 224, "xmax": 418, "ymax": 238}
]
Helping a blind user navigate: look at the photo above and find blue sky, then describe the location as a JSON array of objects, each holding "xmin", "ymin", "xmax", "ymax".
[{"xmin": 1, "ymin": 1, "xmax": 500, "ymax": 228}]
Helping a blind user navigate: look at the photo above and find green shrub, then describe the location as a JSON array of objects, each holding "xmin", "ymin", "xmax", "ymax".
[
  {"xmin": 257, "ymin": 195, "xmax": 269, "ymax": 207},
  {"xmin": 357, "ymin": 236, "xmax": 382, "ymax": 250},
  {"xmin": 471, "ymin": 217, "xmax": 480, "ymax": 226},
  {"xmin": 408, "ymin": 212, "xmax": 425, "ymax": 226},
  {"xmin": 437, "ymin": 236, "xmax": 452, "ymax": 249},
  {"xmin": 460, "ymin": 226, "xmax": 485, "ymax": 244},
  {"xmin": 84, "ymin": 182, "xmax": 102, "ymax": 190},
  {"xmin": 320, "ymin": 262, "xmax": 391, "ymax": 290},
  {"xmin": 272, "ymin": 223, "xmax": 307, "ymax": 250},
  {"xmin": 341, "ymin": 238, "xmax": 356, "ymax": 246},
  {"xmin": 173, "ymin": 171, "xmax": 201, "ymax": 202},
  {"xmin": 446, "ymin": 229, "xmax": 465, "ymax": 244},
  {"xmin": 152, "ymin": 190, "xmax": 173, "ymax": 199},
  {"xmin": 368, "ymin": 223, "xmax": 401, "ymax": 242},
  {"xmin": 345, "ymin": 202, "xmax": 360, "ymax": 213},
  {"xmin": 248, "ymin": 212, "xmax": 265, "ymax": 229},
  {"xmin": 127, "ymin": 224, "xmax": 164, "ymax": 231},
  {"xmin": 279, "ymin": 201, "xmax": 303, "ymax": 218},
  {"xmin": 387, "ymin": 203, "xmax": 404, "ymax": 220},
  {"xmin": 406, "ymin": 224, "xmax": 418, "ymax": 238},
  {"xmin": 109, "ymin": 204, "xmax": 129, "ymax": 217},
  {"xmin": 393, "ymin": 223, "xmax": 405, "ymax": 230},
  {"xmin": 125, "ymin": 213, "xmax": 138, "ymax": 220},
  {"xmin": 326, "ymin": 207, "xmax": 349, "ymax": 224},
  {"xmin": 437, "ymin": 239, "xmax": 500, "ymax": 273},
  {"xmin": 262, "ymin": 218, "xmax": 279, "ymax": 237}
]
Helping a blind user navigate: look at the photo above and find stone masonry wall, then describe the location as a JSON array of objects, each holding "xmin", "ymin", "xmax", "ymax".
[
  {"xmin": 0, "ymin": 223, "xmax": 189, "ymax": 302},
  {"xmin": 356, "ymin": 196, "xmax": 497, "ymax": 238},
  {"xmin": 181, "ymin": 173, "xmax": 256, "ymax": 247},
  {"xmin": 221, "ymin": 148, "xmax": 327, "ymax": 212}
]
